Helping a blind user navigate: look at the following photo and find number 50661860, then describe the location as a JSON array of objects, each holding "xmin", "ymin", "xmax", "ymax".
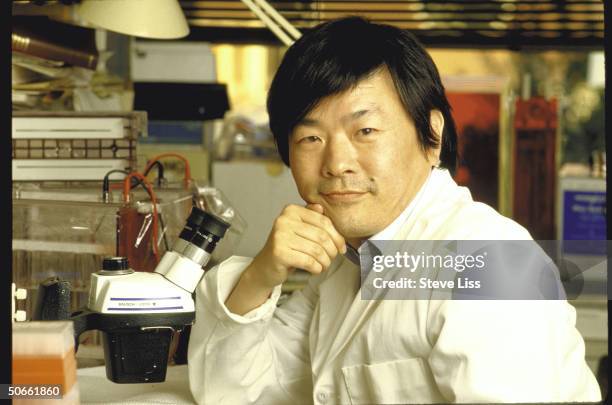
[{"xmin": 4, "ymin": 385, "xmax": 62, "ymax": 399}]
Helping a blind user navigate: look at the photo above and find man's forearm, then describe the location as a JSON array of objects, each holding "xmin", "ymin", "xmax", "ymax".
[{"xmin": 225, "ymin": 264, "xmax": 275, "ymax": 315}]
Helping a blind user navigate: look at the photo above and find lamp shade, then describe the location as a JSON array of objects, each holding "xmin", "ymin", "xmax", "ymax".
[{"xmin": 76, "ymin": 0, "xmax": 190, "ymax": 39}]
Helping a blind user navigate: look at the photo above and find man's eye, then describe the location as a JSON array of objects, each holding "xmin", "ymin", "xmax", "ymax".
[
  {"xmin": 358, "ymin": 128, "xmax": 376, "ymax": 136},
  {"xmin": 299, "ymin": 135, "xmax": 321, "ymax": 143}
]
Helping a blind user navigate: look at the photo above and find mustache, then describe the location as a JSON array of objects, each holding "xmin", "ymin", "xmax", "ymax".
[{"xmin": 318, "ymin": 178, "xmax": 376, "ymax": 194}]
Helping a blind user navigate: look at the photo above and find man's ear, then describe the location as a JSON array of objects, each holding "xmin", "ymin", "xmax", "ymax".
[{"xmin": 428, "ymin": 110, "xmax": 445, "ymax": 165}]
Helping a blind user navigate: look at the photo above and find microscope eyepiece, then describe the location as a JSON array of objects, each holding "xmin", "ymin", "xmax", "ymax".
[
  {"xmin": 197, "ymin": 209, "xmax": 230, "ymax": 240},
  {"xmin": 176, "ymin": 207, "xmax": 231, "ymax": 256},
  {"xmin": 179, "ymin": 208, "xmax": 229, "ymax": 241}
]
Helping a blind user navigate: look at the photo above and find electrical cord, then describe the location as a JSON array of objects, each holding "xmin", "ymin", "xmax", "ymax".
[
  {"xmin": 128, "ymin": 178, "xmax": 169, "ymax": 259},
  {"xmin": 143, "ymin": 161, "xmax": 165, "ymax": 187},
  {"xmin": 102, "ymin": 169, "xmax": 158, "ymax": 201},
  {"xmin": 102, "ymin": 169, "xmax": 163, "ymax": 263},
  {"xmin": 102, "ymin": 169, "xmax": 130, "ymax": 203},
  {"xmin": 123, "ymin": 172, "xmax": 161, "ymax": 262},
  {"xmin": 144, "ymin": 153, "xmax": 191, "ymax": 189}
]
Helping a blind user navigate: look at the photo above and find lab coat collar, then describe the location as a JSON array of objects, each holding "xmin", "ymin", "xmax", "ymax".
[
  {"xmin": 321, "ymin": 168, "xmax": 455, "ymax": 367},
  {"xmin": 343, "ymin": 167, "xmax": 439, "ymax": 266}
]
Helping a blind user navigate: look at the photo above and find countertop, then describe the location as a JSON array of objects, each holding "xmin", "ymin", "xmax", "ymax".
[{"xmin": 78, "ymin": 365, "xmax": 196, "ymax": 404}]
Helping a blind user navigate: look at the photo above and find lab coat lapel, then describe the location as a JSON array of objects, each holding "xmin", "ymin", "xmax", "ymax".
[
  {"xmin": 319, "ymin": 169, "xmax": 459, "ymax": 365},
  {"xmin": 318, "ymin": 262, "xmax": 383, "ymax": 368},
  {"xmin": 314, "ymin": 258, "xmax": 362, "ymax": 371}
]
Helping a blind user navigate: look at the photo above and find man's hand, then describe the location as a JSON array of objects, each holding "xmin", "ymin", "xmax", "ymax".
[
  {"xmin": 248, "ymin": 203, "xmax": 346, "ymax": 288},
  {"xmin": 226, "ymin": 204, "xmax": 346, "ymax": 315}
]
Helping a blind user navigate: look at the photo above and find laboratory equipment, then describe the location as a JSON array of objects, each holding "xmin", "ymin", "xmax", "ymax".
[{"xmin": 36, "ymin": 207, "xmax": 230, "ymax": 383}]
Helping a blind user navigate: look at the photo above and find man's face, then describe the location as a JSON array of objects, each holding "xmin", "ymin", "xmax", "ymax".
[{"xmin": 289, "ymin": 68, "xmax": 438, "ymax": 244}]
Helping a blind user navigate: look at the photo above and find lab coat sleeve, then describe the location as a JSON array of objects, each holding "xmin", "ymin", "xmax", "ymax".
[
  {"xmin": 426, "ymin": 299, "xmax": 602, "ymax": 402},
  {"xmin": 188, "ymin": 255, "xmax": 316, "ymax": 405}
]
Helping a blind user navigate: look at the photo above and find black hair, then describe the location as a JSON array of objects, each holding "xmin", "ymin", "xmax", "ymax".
[{"xmin": 266, "ymin": 16, "xmax": 458, "ymax": 173}]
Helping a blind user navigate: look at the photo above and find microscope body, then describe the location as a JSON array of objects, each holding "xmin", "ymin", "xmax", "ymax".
[{"xmin": 35, "ymin": 208, "xmax": 230, "ymax": 384}]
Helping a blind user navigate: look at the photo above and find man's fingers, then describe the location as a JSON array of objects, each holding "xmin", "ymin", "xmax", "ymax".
[
  {"xmin": 281, "ymin": 247, "xmax": 324, "ymax": 274},
  {"xmin": 298, "ymin": 207, "xmax": 346, "ymax": 254},
  {"xmin": 293, "ymin": 222, "xmax": 339, "ymax": 259},
  {"xmin": 288, "ymin": 235, "xmax": 332, "ymax": 270}
]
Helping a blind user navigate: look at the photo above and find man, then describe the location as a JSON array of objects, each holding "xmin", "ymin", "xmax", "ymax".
[{"xmin": 188, "ymin": 17, "xmax": 600, "ymax": 404}]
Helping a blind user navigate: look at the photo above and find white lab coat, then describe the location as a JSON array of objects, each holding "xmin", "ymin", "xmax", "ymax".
[{"xmin": 188, "ymin": 168, "xmax": 601, "ymax": 404}]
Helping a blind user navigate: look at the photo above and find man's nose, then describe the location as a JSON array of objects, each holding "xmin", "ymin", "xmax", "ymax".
[{"xmin": 321, "ymin": 134, "xmax": 358, "ymax": 177}]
